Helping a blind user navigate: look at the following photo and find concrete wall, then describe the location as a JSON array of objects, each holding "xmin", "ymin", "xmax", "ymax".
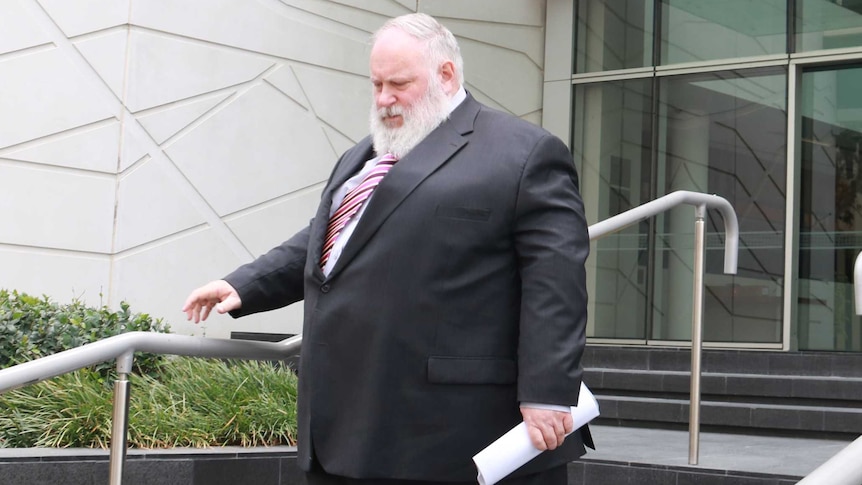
[{"xmin": 0, "ymin": 0, "xmax": 548, "ymax": 338}]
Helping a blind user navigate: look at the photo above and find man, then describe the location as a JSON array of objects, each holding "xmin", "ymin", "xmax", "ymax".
[{"xmin": 183, "ymin": 13, "xmax": 591, "ymax": 485}]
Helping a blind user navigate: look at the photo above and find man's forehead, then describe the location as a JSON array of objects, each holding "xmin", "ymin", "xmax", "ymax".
[
  {"xmin": 370, "ymin": 34, "xmax": 427, "ymax": 75},
  {"xmin": 371, "ymin": 29, "xmax": 423, "ymax": 56}
]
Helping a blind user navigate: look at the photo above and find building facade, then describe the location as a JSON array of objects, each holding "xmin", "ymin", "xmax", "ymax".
[
  {"xmin": 545, "ymin": 0, "xmax": 862, "ymax": 352},
  {"xmin": 2, "ymin": 0, "xmax": 861, "ymax": 354},
  {"xmin": 0, "ymin": 0, "xmax": 549, "ymax": 338}
]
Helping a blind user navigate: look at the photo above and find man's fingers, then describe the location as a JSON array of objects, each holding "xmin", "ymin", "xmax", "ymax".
[
  {"xmin": 563, "ymin": 414, "xmax": 574, "ymax": 434},
  {"xmin": 526, "ymin": 424, "xmax": 548, "ymax": 451},
  {"xmin": 521, "ymin": 408, "xmax": 573, "ymax": 451},
  {"xmin": 201, "ymin": 303, "xmax": 213, "ymax": 322}
]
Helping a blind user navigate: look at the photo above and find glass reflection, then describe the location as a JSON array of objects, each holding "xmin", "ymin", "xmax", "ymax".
[
  {"xmin": 653, "ymin": 68, "xmax": 787, "ymax": 343},
  {"xmin": 660, "ymin": 0, "xmax": 786, "ymax": 65},
  {"xmin": 573, "ymin": 79, "xmax": 653, "ymax": 339},
  {"xmin": 797, "ymin": 0, "xmax": 862, "ymax": 52},
  {"xmin": 799, "ymin": 64, "xmax": 862, "ymax": 351},
  {"xmin": 575, "ymin": 0, "xmax": 654, "ymax": 73}
]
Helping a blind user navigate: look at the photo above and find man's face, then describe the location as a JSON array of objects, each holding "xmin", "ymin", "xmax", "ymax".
[
  {"xmin": 368, "ymin": 29, "xmax": 454, "ymax": 157},
  {"xmin": 369, "ymin": 29, "xmax": 432, "ymax": 129}
]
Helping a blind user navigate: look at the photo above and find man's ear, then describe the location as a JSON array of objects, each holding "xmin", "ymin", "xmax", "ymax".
[{"xmin": 439, "ymin": 60, "xmax": 458, "ymax": 94}]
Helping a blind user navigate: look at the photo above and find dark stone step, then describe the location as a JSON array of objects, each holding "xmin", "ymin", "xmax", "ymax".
[
  {"xmin": 595, "ymin": 395, "xmax": 862, "ymax": 435},
  {"xmin": 572, "ymin": 460, "xmax": 799, "ymax": 485},
  {"xmin": 585, "ymin": 368, "xmax": 862, "ymax": 402},
  {"xmin": 584, "ymin": 346, "xmax": 862, "ymax": 378},
  {"xmin": 0, "ymin": 446, "xmax": 804, "ymax": 485}
]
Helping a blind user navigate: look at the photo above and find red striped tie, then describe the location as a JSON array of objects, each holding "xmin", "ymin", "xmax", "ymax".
[{"xmin": 320, "ymin": 153, "xmax": 398, "ymax": 269}]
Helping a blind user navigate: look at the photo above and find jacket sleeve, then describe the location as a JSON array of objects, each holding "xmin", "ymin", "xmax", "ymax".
[
  {"xmin": 223, "ymin": 224, "xmax": 310, "ymax": 317},
  {"xmin": 513, "ymin": 133, "xmax": 590, "ymax": 405}
]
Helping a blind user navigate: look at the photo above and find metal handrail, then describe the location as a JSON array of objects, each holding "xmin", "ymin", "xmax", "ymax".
[
  {"xmin": 0, "ymin": 190, "xmax": 737, "ymax": 482},
  {"xmin": 0, "ymin": 332, "xmax": 302, "ymax": 393},
  {"xmin": 797, "ymin": 435, "xmax": 862, "ymax": 484},
  {"xmin": 798, "ymin": 251, "xmax": 862, "ymax": 483},
  {"xmin": 0, "ymin": 332, "xmax": 302, "ymax": 484},
  {"xmin": 589, "ymin": 190, "xmax": 739, "ymax": 465},
  {"xmin": 589, "ymin": 190, "xmax": 739, "ymax": 274}
]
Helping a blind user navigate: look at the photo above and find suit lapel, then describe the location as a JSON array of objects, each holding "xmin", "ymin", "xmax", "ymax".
[{"xmin": 326, "ymin": 95, "xmax": 481, "ymax": 280}]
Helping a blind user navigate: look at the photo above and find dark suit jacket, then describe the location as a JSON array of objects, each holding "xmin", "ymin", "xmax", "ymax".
[{"xmin": 224, "ymin": 94, "xmax": 591, "ymax": 481}]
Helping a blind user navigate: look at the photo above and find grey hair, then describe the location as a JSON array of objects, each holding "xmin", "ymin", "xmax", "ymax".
[{"xmin": 372, "ymin": 13, "xmax": 464, "ymax": 84}]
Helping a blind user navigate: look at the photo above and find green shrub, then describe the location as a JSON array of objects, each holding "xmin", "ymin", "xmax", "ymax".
[
  {"xmin": 0, "ymin": 358, "xmax": 298, "ymax": 448},
  {"xmin": 0, "ymin": 290, "xmax": 297, "ymax": 449},
  {"xmin": 0, "ymin": 290, "xmax": 170, "ymax": 376}
]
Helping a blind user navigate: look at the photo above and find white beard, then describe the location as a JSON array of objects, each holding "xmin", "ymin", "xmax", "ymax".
[{"xmin": 369, "ymin": 78, "xmax": 451, "ymax": 158}]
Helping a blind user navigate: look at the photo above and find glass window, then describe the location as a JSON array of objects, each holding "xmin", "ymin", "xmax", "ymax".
[
  {"xmin": 798, "ymin": 64, "xmax": 862, "ymax": 351},
  {"xmin": 796, "ymin": 0, "xmax": 862, "ymax": 52},
  {"xmin": 660, "ymin": 0, "xmax": 787, "ymax": 65},
  {"xmin": 573, "ymin": 79, "xmax": 654, "ymax": 339},
  {"xmin": 653, "ymin": 68, "xmax": 787, "ymax": 343},
  {"xmin": 575, "ymin": 0, "xmax": 654, "ymax": 73}
]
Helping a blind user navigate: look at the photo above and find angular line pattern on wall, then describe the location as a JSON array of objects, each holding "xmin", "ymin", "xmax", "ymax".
[{"xmin": 0, "ymin": 0, "xmax": 547, "ymax": 338}]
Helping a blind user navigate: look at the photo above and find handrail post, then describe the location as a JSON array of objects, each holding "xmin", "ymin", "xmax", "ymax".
[
  {"xmin": 109, "ymin": 351, "xmax": 134, "ymax": 485},
  {"xmin": 689, "ymin": 204, "xmax": 706, "ymax": 465}
]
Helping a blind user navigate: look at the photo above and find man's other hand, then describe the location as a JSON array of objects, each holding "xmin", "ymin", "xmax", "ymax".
[
  {"xmin": 520, "ymin": 407, "xmax": 574, "ymax": 451},
  {"xmin": 182, "ymin": 280, "xmax": 242, "ymax": 323}
]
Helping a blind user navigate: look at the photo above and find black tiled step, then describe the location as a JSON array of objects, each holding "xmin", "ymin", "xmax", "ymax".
[
  {"xmin": 583, "ymin": 346, "xmax": 862, "ymax": 378},
  {"xmin": 584, "ymin": 368, "xmax": 862, "ymax": 401},
  {"xmin": 595, "ymin": 395, "xmax": 862, "ymax": 434}
]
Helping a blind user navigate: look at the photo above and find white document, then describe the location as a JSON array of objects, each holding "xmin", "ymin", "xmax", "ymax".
[{"xmin": 472, "ymin": 383, "xmax": 600, "ymax": 485}]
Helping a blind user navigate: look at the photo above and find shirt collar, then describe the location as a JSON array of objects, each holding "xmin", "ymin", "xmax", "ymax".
[{"xmin": 447, "ymin": 86, "xmax": 467, "ymax": 115}]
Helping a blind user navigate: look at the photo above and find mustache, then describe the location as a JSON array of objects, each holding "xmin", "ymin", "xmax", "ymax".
[{"xmin": 377, "ymin": 105, "xmax": 405, "ymax": 119}]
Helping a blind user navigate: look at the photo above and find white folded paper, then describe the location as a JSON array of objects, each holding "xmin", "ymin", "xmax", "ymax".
[{"xmin": 472, "ymin": 383, "xmax": 600, "ymax": 485}]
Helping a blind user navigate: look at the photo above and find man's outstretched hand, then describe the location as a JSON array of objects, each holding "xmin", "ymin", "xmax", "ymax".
[{"xmin": 182, "ymin": 280, "xmax": 242, "ymax": 323}]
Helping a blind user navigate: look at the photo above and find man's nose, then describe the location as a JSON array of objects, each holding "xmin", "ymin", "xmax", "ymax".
[{"xmin": 376, "ymin": 88, "xmax": 396, "ymax": 108}]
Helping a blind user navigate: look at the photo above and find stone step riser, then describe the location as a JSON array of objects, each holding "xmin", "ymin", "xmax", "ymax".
[{"xmin": 595, "ymin": 396, "xmax": 862, "ymax": 435}]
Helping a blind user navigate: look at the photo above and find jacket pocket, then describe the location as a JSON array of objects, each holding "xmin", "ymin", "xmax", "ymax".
[
  {"xmin": 427, "ymin": 356, "xmax": 516, "ymax": 384},
  {"xmin": 435, "ymin": 206, "xmax": 492, "ymax": 222}
]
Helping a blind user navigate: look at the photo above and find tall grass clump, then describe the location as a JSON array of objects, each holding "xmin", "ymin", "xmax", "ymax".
[
  {"xmin": 0, "ymin": 358, "xmax": 298, "ymax": 448},
  {"xmin": 130, "ymin": 358, "xmax": 298, "ymax": 448}
]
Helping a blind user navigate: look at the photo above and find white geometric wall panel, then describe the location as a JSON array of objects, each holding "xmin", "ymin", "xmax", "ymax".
[
  {"xmin": 124, "ymin": 30, "xmax": 276, "ymax": 113},
  {"xmin": 291, "ymin": 65, "xmax": 373, "ymax": 144},
  {"xmin": 225, "ymin": 188, "xmax": 324, "ymax": 258},
  {"xmin": 74, "ymin": 29, "xmax": 130, "ymax": 101},
  {"xmin": 37, "ymin": 0, "xmax": 130, "ymax": 38},
  {"xmin": 4, "ymin": 121, "xmax": 120, "ymax": 173},
  {"xmin": 114, "ymin": 158, "xmax": 206, "ymax": 252},
  {"xmin": 1, "ymin": 0, "xmax": 548, "ymax": 339},
  {"xmin": 1, "ymin": 0, "xmax": 52, "ymax": 54},
  {"xmin": 0, "ymin": 247, "xmax": 111, "ymax": 309},
  {"xmin": 165, "ymin": 83, "xmax": 335, "ymax": 217},
  {"xmin": 137, "ymin": 93, "xmax": 232, "ymax": 144},
  {"xmin": 0, "ymin": 161, "xmax": 115, "ymax": 253},
  {"xmin": 0, "ymin": 49, "xmax": 117, "ymax": 149},
  {"xmin": 111, "ymin": 228, "xmax": 275, "ymax": 338},
  {"xmin": 130, "ymin": 0, "xmax": 372, "ymax": 75}
]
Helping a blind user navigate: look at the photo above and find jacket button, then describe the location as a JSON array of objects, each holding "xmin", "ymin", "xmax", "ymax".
[{"xmin": 320, "ymin": 284, "xmax": 330, "ymax": 293}]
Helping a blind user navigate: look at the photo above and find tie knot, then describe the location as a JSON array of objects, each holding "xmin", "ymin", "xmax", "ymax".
[{"xmin": 381, "ymin": 152, "xmax": 398, "ymax": 163}]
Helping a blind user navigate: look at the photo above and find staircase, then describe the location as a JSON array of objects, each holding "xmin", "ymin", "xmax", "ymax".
[{"xmin": 578, "ymin": 345, "xmax": 862, "ymax": 483}]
